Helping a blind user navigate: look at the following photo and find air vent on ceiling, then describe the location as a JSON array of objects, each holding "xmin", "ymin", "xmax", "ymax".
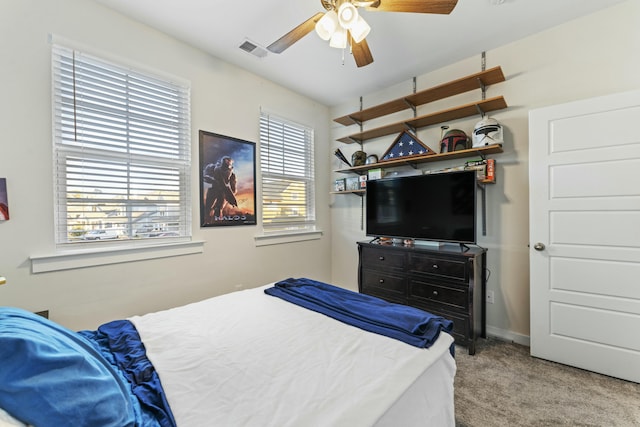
[{"xmin": 239, "ymin": 39, "xmax": 268, "ymax": 58}]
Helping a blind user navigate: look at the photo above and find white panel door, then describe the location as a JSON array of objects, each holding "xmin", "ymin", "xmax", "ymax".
[{"xmin": 529, "ymin": 90, "xmax": 640, "ymax": 383}]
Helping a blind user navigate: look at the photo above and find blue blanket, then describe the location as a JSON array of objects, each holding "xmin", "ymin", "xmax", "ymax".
[
  {"xmin": 80, "ymin": 320, "xmax": 176, "ymax": 427},
  {"xmin": 265, "ymin": 278, "xmax": 453, "ymax": 351},
  {"xmin": 0, "ymin": 307, "xmax": 175, "ymax": 427}
]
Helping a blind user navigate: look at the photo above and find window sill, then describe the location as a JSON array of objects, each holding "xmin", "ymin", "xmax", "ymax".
[
  {"xmin": 254, "ymin": 230, "xmax": 323, "ymax": 247},
  {"xmin": 30, "ymin": 240, "xmax": 205, "ymax": 273}
]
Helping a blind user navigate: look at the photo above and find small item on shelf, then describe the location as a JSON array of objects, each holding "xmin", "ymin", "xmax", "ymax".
[
  {"xmin": 440, "ymin": 129, "xmax": 470, "ymax": 153},
  {"xmin": 430, "ymin": 166, "xmax": 464, "ymax": 174},
  {"xmin": 463, "ymin": 158, "xmax": 496, "ymax": 183},
  {"xmin": 473, "ymin": 117, "xmax": 503, "ymax": 148},
  {"xmin": 381, "ymin": 131, "xmax": 434, "ymax": 161},
  {"xmin": 345, "ymin": 177, "xmax": 360, "ymax": 191},
  {"xmin": 359, "ymin": 175, "xmax": 367, "ymax": 189},
  {"xmin": 485, "ymin": 159, "xmax": 496, "ymax": 183},
  {"xmin": 368, "ymin": 168, "xmax": 384, "ymax": 180},
  {"xmin": 334, "ymin": 148, "xmax": 351, "ymax": 167},
  {"xmin": 351, "ymin": 150, "xmax": 367, "ymax": 166},
  {"xmin": 334, "ymin": 178, "xmax": 346, "ymax": 192},
  {"xmin": 464, "ymin": 158, "xmax": 487, "ymax": 180},
  {"xmin": 365, "ymin": 154, "xmax": 378, "ymax": 164}
]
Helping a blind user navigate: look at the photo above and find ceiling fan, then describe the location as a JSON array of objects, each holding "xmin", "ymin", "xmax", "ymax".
[{"xmin": 267, "ymin": 0, "xmax": 459, "ymax": 68}]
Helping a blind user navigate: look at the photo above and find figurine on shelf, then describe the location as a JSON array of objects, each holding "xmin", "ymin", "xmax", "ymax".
[
  {"xmin": 440, "ymin": 129, "xmax": 470, "ymax": 153},
  {"xmin": 351, "ymin": 150, "xmax": 367, "ymax": 166},
  {"xmin": 334, "ymin": 148, "xmax": 351, "ymax": 167},
  {"xmin": 473, "ymin": 116, "xmax": 504, "ymax": 148}
]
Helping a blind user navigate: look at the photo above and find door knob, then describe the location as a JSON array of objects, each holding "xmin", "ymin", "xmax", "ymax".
[{"xmin": 533, "ymin": 242, "xmax": 546, "ymax": 251}]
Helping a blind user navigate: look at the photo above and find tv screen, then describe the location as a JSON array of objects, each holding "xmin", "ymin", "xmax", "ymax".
[{"xmin": 365, "ymin": 170, "xmax": 477, "ymax": 244}]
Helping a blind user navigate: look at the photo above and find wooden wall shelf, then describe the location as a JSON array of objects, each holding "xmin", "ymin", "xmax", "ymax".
[
  {"xmin": 330, "ymin": 190, "xmax": 365, "ymax": 196},
  {"xmin": 334, "ymin": 66, "xmax": 505, "ymax": 127},
  {"xmin": 331, "ymin": 67, "xmax": 508, "ymax": 237},
  {"xmin": 337, "ymin": 96, "xmax": 507, "ymax": 144},
  {"xmin": 334, "ymin": 144, "xmax": 503, "ymax": 175}
]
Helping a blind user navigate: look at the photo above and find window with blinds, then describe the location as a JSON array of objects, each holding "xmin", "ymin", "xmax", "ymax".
[
  {"xmin": 259, "ymin": 112, "xmax": 315, "ymax": 233},
  {"xmin": 51, "ymin": 44, "xmax": 191, "ymax": 244}
]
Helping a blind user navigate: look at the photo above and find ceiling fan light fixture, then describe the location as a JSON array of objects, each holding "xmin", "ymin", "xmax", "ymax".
[
  {"xmin": 337, "ymin": 2, "xmax": 359, "ymax": 29},
  {"xmin": 349, "ymin": 15, "xmax": 370, "ymax": 43},
  {"xmin": 315, "ymin": 10, "xmax": 339, "ymax": 40},
  {"xmin": 329, "ymin": 27, "xmax": 348, "ymax": 49}
]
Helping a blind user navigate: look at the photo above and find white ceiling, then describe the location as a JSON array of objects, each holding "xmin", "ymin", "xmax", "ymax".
[{"xmin": 95, "ymin": 0, "xmax": 625, "ymax": 107}]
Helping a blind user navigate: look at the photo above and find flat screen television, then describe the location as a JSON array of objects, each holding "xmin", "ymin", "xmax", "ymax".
[{"xmin": 365, "ymin": 170, "xmax": 477, "ymax": 244}]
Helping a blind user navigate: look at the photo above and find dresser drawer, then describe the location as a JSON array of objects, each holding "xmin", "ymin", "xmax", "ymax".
[
  {"xmin": 358, "ymin": 242, "xmax": 485, "ymax": 355},
  {"xmin": 409, "ymin": 279, "xmax": 468, "ymax": 311},
  {"xmin": 361, "ymin": 247, "xmax": 405, "ymax": 270},
  {"xmin": 361, "ymin": 269, "xmax": 407, "ymax": 302},
  {"xmin": 408, "ymin": 253, "xmax": 467, "ymax": 282},
  {"xmin": 413, "ymin": 302, "xmax": 470, "ymax": 343}
]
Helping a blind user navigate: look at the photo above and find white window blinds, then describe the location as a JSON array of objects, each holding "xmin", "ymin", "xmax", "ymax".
[
  {"xmin": 259, "ymin": 112, "xmax": 315, "ymax": 232},
  {"xmin": 52, "ymin": 44, "xmax": 191, "ymax": 244}
]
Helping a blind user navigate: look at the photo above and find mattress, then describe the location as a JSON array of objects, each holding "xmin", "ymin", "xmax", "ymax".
[
  {"xmin": 130, "ymin": 285, "xmax": 456, "ymax": 426},
  {"xmin": 0, "ymin": 283, "xmax": 456, "ymax": 427}
]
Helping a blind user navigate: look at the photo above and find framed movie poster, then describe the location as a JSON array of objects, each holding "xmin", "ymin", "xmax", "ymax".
[
  {"xmin": 199, "ymin": 131, "xmax": 256, "ymax": 227},
  {"xmin": 0, "ymin": 178, "xmax": 8, "ymax": 221}
]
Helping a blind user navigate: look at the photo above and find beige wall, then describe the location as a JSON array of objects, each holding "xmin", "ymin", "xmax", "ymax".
[
  {"xmin": 0, "ymin": 0, "xmax": 331, "ymax": 330},
  {"xmin": 330, "ymin": 0, "xmax": 640, "ymax": 344},
  {"xmin": 2, "ymin": 0, "xmax": 637, "ymax": 340}
]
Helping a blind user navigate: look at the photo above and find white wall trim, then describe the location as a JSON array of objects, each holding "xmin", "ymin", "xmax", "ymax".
[
  {"xmin": 486, "ymin": 325, "xmax": 530, "ymax": 347},
  {"xmin": 30, "ymin": 240, "xmax": 205, "ymax": 273},
  {"xmin": 254, "ymin": 230, "xmax": 323, "ymax": 247}
]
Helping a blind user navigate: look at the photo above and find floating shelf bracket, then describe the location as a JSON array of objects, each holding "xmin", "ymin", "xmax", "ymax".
[
  {"xmin": 475, "ymin": 103, "xmax": 486, "ymax": 118},
  {"xmin": 405, "ymin": 77, "xmax": 419, "ymax": 117},
  {"xmin": 476, "ymin": 77, "xmax": 487, "ymax": 94},
  {"xmin": 348, "ymin": 116, "xmax": 363, "ymax": 127},
  {"xmin": 480, "ymin": 52, "xmax": 487, "ymax": 101},
  {"xmin": 479, "ymin": 184, "xmax": 487, "ymax": 236},
  {"xmin": 403, "ymin": 123, "xmax": 417, "ymax": 134},
  {"xmin": 475, "ymin": 183, "xmax": 488, "ymax": 236},
  {"xmin": 402, "ymin": 160, "xmax": 419, "ymax": 170},
  {"xmin": 403, "ymin": 98, "xmax": 417, "ymax": 116},
  {"xmin": 361, "ymin": 196, "xmax": 365, "ymax": 230}
]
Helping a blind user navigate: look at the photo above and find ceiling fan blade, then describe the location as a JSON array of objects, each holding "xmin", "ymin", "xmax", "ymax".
[
  {"xmin": 349, "ymin": 34, "xmax": 374, "ymax": 68},
  {"xmin": 367, "ymin": 0, "xmax": 458, "ymax": 14},
  {"xmin": 267, "ymin": 12, "xmax": 325, "ymax": 54}
]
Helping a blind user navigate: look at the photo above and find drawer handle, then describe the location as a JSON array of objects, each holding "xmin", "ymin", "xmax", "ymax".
[
  {"xmin": 379, "ymin": 279, "xmax": 385, "ymax": 284},
  {"xmin": 379, "ymin": 256, "xmax": 385, "ymax": 261},
  {"xmin": 432, "ymin": 264, "xmax": 439, "ymax": 269},
  {"xmin": 432, "ymin": 290, "xmax": 439, "ymax": 297}
]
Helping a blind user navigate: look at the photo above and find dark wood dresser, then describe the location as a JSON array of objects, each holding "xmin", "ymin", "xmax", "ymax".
[{"xmin": 357, "ymin": 241, "xmax": 487, "ymax": 355}]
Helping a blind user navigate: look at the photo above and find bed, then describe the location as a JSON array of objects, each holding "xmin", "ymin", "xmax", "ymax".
[{"xmin": 0, "ymin": 278, "xmax": 456, "ymax": 427}]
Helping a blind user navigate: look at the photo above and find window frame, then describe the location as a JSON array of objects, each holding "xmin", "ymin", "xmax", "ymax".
[
  {"xmin": 51, "ymin": 43, "xmax": 192, "ymax": 248},
  {"xmin": 258, "ymin": 111, "xmax": 320, "ymax": 243}
]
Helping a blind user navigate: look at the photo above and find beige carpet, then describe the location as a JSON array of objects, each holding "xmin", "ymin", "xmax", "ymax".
[{"xmin": 454, "ymin": 338, "xmax": 640, "ymax": 427}]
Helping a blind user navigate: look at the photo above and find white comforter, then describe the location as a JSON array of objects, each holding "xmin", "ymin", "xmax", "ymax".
[{"xmin": 130, "ymin": 285, "xmax": 456, "ymax": 427}]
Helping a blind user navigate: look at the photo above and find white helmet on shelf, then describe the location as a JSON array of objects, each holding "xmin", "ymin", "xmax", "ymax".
[{"xmin": 472, "ymin": 117, "xmax": 503, "ymax": 148}]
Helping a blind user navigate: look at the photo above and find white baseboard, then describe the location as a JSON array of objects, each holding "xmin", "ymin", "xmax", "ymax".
[{"xmin": 486, "ymin": 326, "xmax": 530, "ymax": 347}]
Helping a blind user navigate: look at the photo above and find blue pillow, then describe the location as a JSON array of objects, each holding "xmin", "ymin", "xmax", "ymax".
[{"xmin": 0, "ymin": 307, "xmax": 136, "ymax": 427}]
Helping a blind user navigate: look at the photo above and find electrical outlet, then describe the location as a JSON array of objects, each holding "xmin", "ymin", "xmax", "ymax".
[{"xmin": 486, "ymin": 290, "xmax": 495, "ymax": 304}]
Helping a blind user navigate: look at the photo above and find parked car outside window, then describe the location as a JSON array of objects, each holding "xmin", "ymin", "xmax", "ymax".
[{"xmin": 82, "ymin": 230, "xmax": 118, "ymax": 240}]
